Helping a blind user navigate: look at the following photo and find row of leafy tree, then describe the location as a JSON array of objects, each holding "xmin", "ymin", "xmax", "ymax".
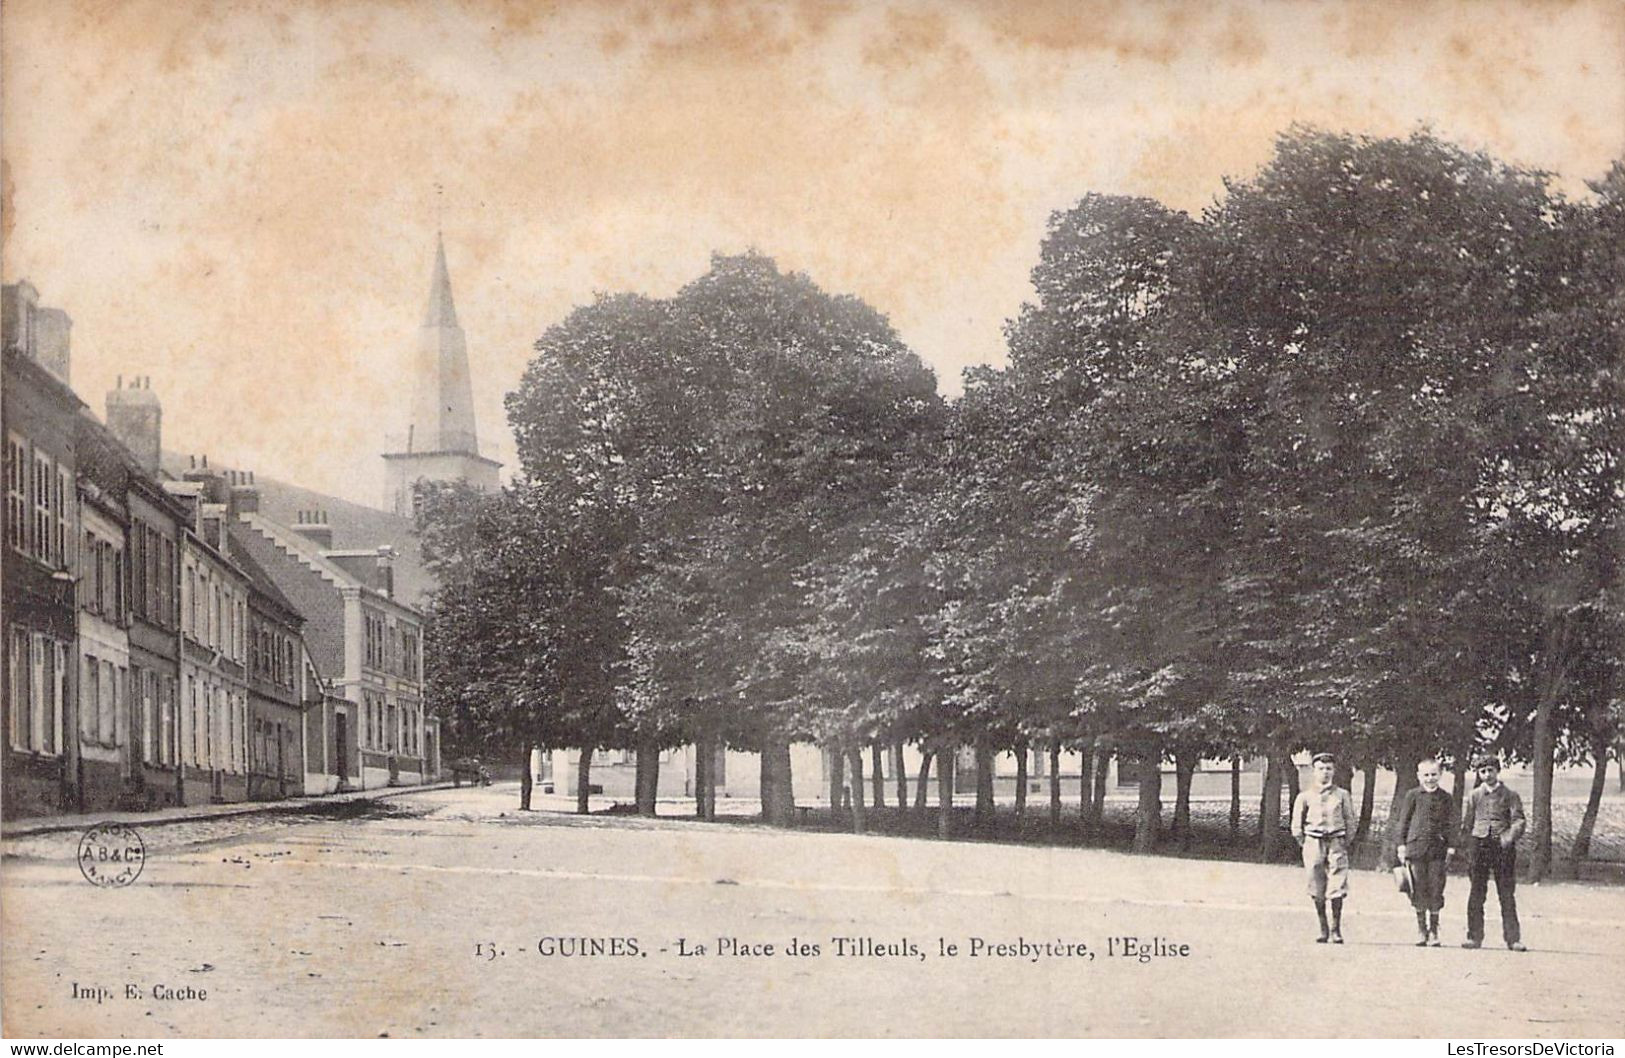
[{"xmin": 418, "ymin": 127, "xmax": 1622, "ymax": 880}]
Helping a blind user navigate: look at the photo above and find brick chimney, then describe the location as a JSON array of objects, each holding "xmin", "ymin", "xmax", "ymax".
[
  {"xmin": 106, "ymin": 375, "xmax": 163, "ymax": 475},
  {"xmin": 293, "ymin": 510, "xmax": 333, "ymax": 550},
  {"xmin": 226, "ymin": 468, "xmax": 259, "ymax": 514},
  {"xmin": 32, "ymin": 307, "xmax": 72, "ymax": 382},
  {"xmin": 3, "ymin": 281, "xmax": 72, "ymax": 384},
  {"xmin": 324, "ymin": 545, "xmax": 395, "ymax": 597},
  {"xmin": 376, "ymin": 545, "xmax": 395, "ymax": 599}
]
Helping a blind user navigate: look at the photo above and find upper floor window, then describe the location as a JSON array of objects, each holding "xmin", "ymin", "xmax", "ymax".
[
  {"xmin": 32, "ymin": 450, "xmax": 55, "ymax": 566},
  {"xmin": 131, "ymin": 522, "xmax": 147, "ymax": 617},
  {"xmin": 401, "ymin": 629, "xmax": 420, "ymax": 681},
  {"xmin": 134, "ymin": 525, "xmax": 179, "ymax": 631},
  {"xmin": 6, "ymin": 439, "xmax": 70, "ymax": 568},
  {"xmin": 55, "ymin": 465, "xmax": 69, "ymax": 568},
  {"xmin": 364, "ymin": 612, "xmax": 387, "ymax": 671},
  {"xmin": 5, "ymin": 434, "xmax": 26, "ymax": 555}
]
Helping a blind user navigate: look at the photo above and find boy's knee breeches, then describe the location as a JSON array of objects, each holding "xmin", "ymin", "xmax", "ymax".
[{"xmin": 1302, "ymin": 834, "xmax": 1350, "ymax": 900}]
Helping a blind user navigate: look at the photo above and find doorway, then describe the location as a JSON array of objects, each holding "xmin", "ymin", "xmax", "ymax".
[{"xmin": 334, "ymin": 711, "xmax": 350, "ymax": 783}]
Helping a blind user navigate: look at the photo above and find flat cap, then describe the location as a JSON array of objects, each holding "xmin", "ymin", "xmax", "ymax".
[
  {"xmin": 1470, "ymin": 753, "xmax": 1499, "ymax": 769},
  {"xmin": 1311, "ymin": 752, "xmax": 1336, "ymax": 765}
]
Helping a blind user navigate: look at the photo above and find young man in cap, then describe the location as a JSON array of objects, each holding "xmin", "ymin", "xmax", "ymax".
[
  {"xmin": 1396, "ymin": 758, "xmax": 1456, "ymax": 946},
  {"xmin": 1291, "ymin": 752, "xmax": 1358, "ymax": 943},
  {"xmin": 1461, "ymin": 754, "xmax": 1527, "ymax": 951}
]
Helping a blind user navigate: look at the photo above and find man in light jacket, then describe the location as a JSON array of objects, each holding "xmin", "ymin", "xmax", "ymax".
[{"xmin": 1291, "ymin": 752, "xmax": 1358, "ymax": 944}]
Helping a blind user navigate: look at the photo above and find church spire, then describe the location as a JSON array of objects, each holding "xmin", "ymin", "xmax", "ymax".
[
  {"xmin": 383, "ymin": 233, "xmax": 501, "ymax": 516},
  {"xmin": 423, "ymin": 232, "xmax": 459, "ymax": 329}
]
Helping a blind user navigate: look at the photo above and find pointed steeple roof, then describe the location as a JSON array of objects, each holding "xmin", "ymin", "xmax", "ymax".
[{"xmin": 422, "ymin": 232, "xmax": 459, "ymax": 328}]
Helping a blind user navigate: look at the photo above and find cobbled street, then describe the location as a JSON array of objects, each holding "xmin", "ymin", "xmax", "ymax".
[{"xmin": 3, "ymin": 786, "xmax": 1621, "ymax": 1038}]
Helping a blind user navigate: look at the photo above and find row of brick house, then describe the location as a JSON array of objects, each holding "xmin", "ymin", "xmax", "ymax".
[{"xmin": 2, "ymin": 280, "xmax": 441, "ymax": 820}]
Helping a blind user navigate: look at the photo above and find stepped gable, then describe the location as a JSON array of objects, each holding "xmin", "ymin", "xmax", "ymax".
[{"xmin": 225, "ymin": 528, "xmax": 303, "ymax": 621}]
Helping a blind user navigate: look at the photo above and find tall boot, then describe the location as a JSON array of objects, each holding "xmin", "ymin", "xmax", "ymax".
[
  {"xmin": 1414, "ymin": 909, "xmax": 1429, "ymax": 946},
  {"xmin": 1428, "ymin": 910, "xmax": 1441, "ymax": 947},
  {"xmin": 1330, "ymin": 897, "xmax": 1345, "ymax": 944},
  {"xmin": 1314, "ymin": 899, "xmax": 1330, "ymax": 943}
]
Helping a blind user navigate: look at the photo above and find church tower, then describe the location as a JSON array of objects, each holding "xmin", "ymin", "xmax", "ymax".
[{"xmin": 383, "ymin": 234, "xmax": 501, "ymax": 516}]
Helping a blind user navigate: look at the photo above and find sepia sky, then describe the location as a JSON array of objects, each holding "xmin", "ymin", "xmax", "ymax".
[{"xmin": 3, "ymin": 0, "xmax": 1622, "ymax": 508}]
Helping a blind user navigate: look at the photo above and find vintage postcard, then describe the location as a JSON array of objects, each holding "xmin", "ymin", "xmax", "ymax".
[{"xmin": 2, "ymin": 0, "xmax": 1622, "ymax": 1042}]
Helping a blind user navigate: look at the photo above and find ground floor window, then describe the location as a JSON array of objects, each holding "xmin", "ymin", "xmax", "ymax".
[
  {"xmin": 6, "ymin": 629, "xmax": 68, "ymax": 755},
  {"xmin": 159, "ymin": 675, "xmax": 175, "ymax": 767},
  {"xmin": 139, "ymin": 668, "xmax": 156, "ymax": 764},
  {"xmin": 97, "ymin": 659, "xmax": 117, "ymax": 746},
  {"xmin": 6, "ymin": 627, "xmax": 28, "ymax": 750},
  {"xmin": 81, "ymin": 658, "xmax": 99, "ymax": 743}
]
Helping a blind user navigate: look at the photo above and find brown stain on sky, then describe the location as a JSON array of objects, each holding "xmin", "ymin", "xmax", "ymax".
[{"xmin": 2, "ymin": 0, "xmax": 1621, "ymax": 506}]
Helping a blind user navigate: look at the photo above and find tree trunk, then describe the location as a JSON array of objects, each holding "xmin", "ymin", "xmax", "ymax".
[
  {"xmin": 1529, "ymin": 693, "xmax": 1558, "ymax": 882},
  {"xmin": 576, "ymin": 747, "xmax": 593, "ymax": 815},
  {"xmin": 973, "ymin": 743, "xmax": 995, "ymax": 826},
  {"xmin": 828, "ymin": 747, "xmax": 846, "ymax": 817},
  {"xmin": 760, "ymin": 748, "xmax": 776, "ymax": 823},
  {"xmin": 1089, "ymin": 741, "xmax": 1109, "ymax": 834},
  {"xmin": 893, "ymin": 741, "xmax": 907, "ymax": 809},
  {"xmin": 1356, "ymin": 761, "xmax": 1378, "ymax": 845},
  {"xmin": 1013, "ymin": 740, "xmax": 1028, "ymax": 819},
  {"xmin": 914, "ymin": 747, "xmax": 932, "ymax": 811},
  {"xmin": 635, "ymin": 738, "xmax": 660, "ymax": 816},
  {"xmin": 762, "ymin": 737, "xmax": 794, "ymax": 827},
  {"xmin": 1570, "ymin": 731, "xmax": 1610, "ymax": 863},
  {"xmin": 1529, "ymin": 617, "xmax": 1574, "ymax": 882},
  {"xmin": 1256, "ymin": 753, "xmax": 1272, "ymax": 840},
  {"xmin": 936, "ymin": 747, "xmax": 954, "ymax": 839},
  {"xmin": 636, "ymin": 740, "xmax": 658, "ymax": 815},
  {"xmin": 1228, "ymin": 756, "xmax": 1241, "ymax": 841},
  {"xmin": 1449, "ymin": 750, "xmax": 1470, "ymax": 827},
  {"xmin": 1133, "ymin": 745, "xmax": 1162, "ymax": 854},
  {"xmin": 705, "ymin": 740, "xmax": 720, "ymax": 820},
  {"xmin": 870, "ymin": 744, "xmax": 885, "ymax": 809},
  {"xmin": 1258, "ymin": 751, "xmax": 1284, "ymax": 862},
  {"xmin": 519, "ymin": 745, "xmax": 533, "ymax": 811},
  {"xmin": 1172, "ymin": 746, "xmax": 1197, "ymax": 849},
  {"xmin": 693, "ymin": 740, "xmax": 707, "ymax": 817},
  {"xmin": 1285, "ymin": 754, "xmax": 1301, "ymax": 812},
  {"xmin": 848, "ymin": 748, "xmax": 868, "ymax": 834},
  {"xmin": 694, "ymin": 737, "xmax": 714, "ymax": 820},
  {"xmin": 1078, "ymin": 734, "xmax": 1096, "ymax": 835},
  {"xmin": 1049, "ymin": 737, "xmax": 1062, "ymax": 829}
]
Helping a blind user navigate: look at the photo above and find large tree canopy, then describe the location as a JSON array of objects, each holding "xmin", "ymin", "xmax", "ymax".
[{"xmin": 420, "ymin": 129, "xmax": 1621, "ymax": 865}]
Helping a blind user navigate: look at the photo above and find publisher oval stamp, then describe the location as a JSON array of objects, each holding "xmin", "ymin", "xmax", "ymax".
[{"xmin": 78, "ymin": 823, "xmax": 146, "ymax": 888}]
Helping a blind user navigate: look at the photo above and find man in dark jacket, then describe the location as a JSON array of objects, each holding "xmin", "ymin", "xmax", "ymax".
[
  {"xmin": 1460, "ymin": 754, "xmax": 1528, "ymax": 952},
  {"xmin": 1396, "ymin": 758, "xmax": 1455, "ymax": 946}
]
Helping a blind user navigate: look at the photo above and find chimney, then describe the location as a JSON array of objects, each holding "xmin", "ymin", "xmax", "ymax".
[
  {"xmin": 2, "ymin": 281, "xmax": 72, "ymax": 384},
  {"xmin": 106, "ymin": 375, "xmax": 163, "ymax": 476},
  {"xmin": 227, "ymin": 467, "xmax": 260, "ymax": 514},
  {"xmin": 293, "ymin": 510, "xmax": 333, "ymax": 550},
  {"xmin": 183, "ymin": 456, "xmax": 228, "ymax": 503},
  {"xmin": 376, "ymin": 545, "xmax": 395, "ymax": 599},
  {"xmin": 33, "ymin": 307, "xmax": 72, "ymax": 381},
  {"xmin": 324, "ymin": 544, "xmax": 395, "ymax": 596},
  {"xmin": 1, "ymin": 282, "xmax": 37, "ymax": 353}
]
